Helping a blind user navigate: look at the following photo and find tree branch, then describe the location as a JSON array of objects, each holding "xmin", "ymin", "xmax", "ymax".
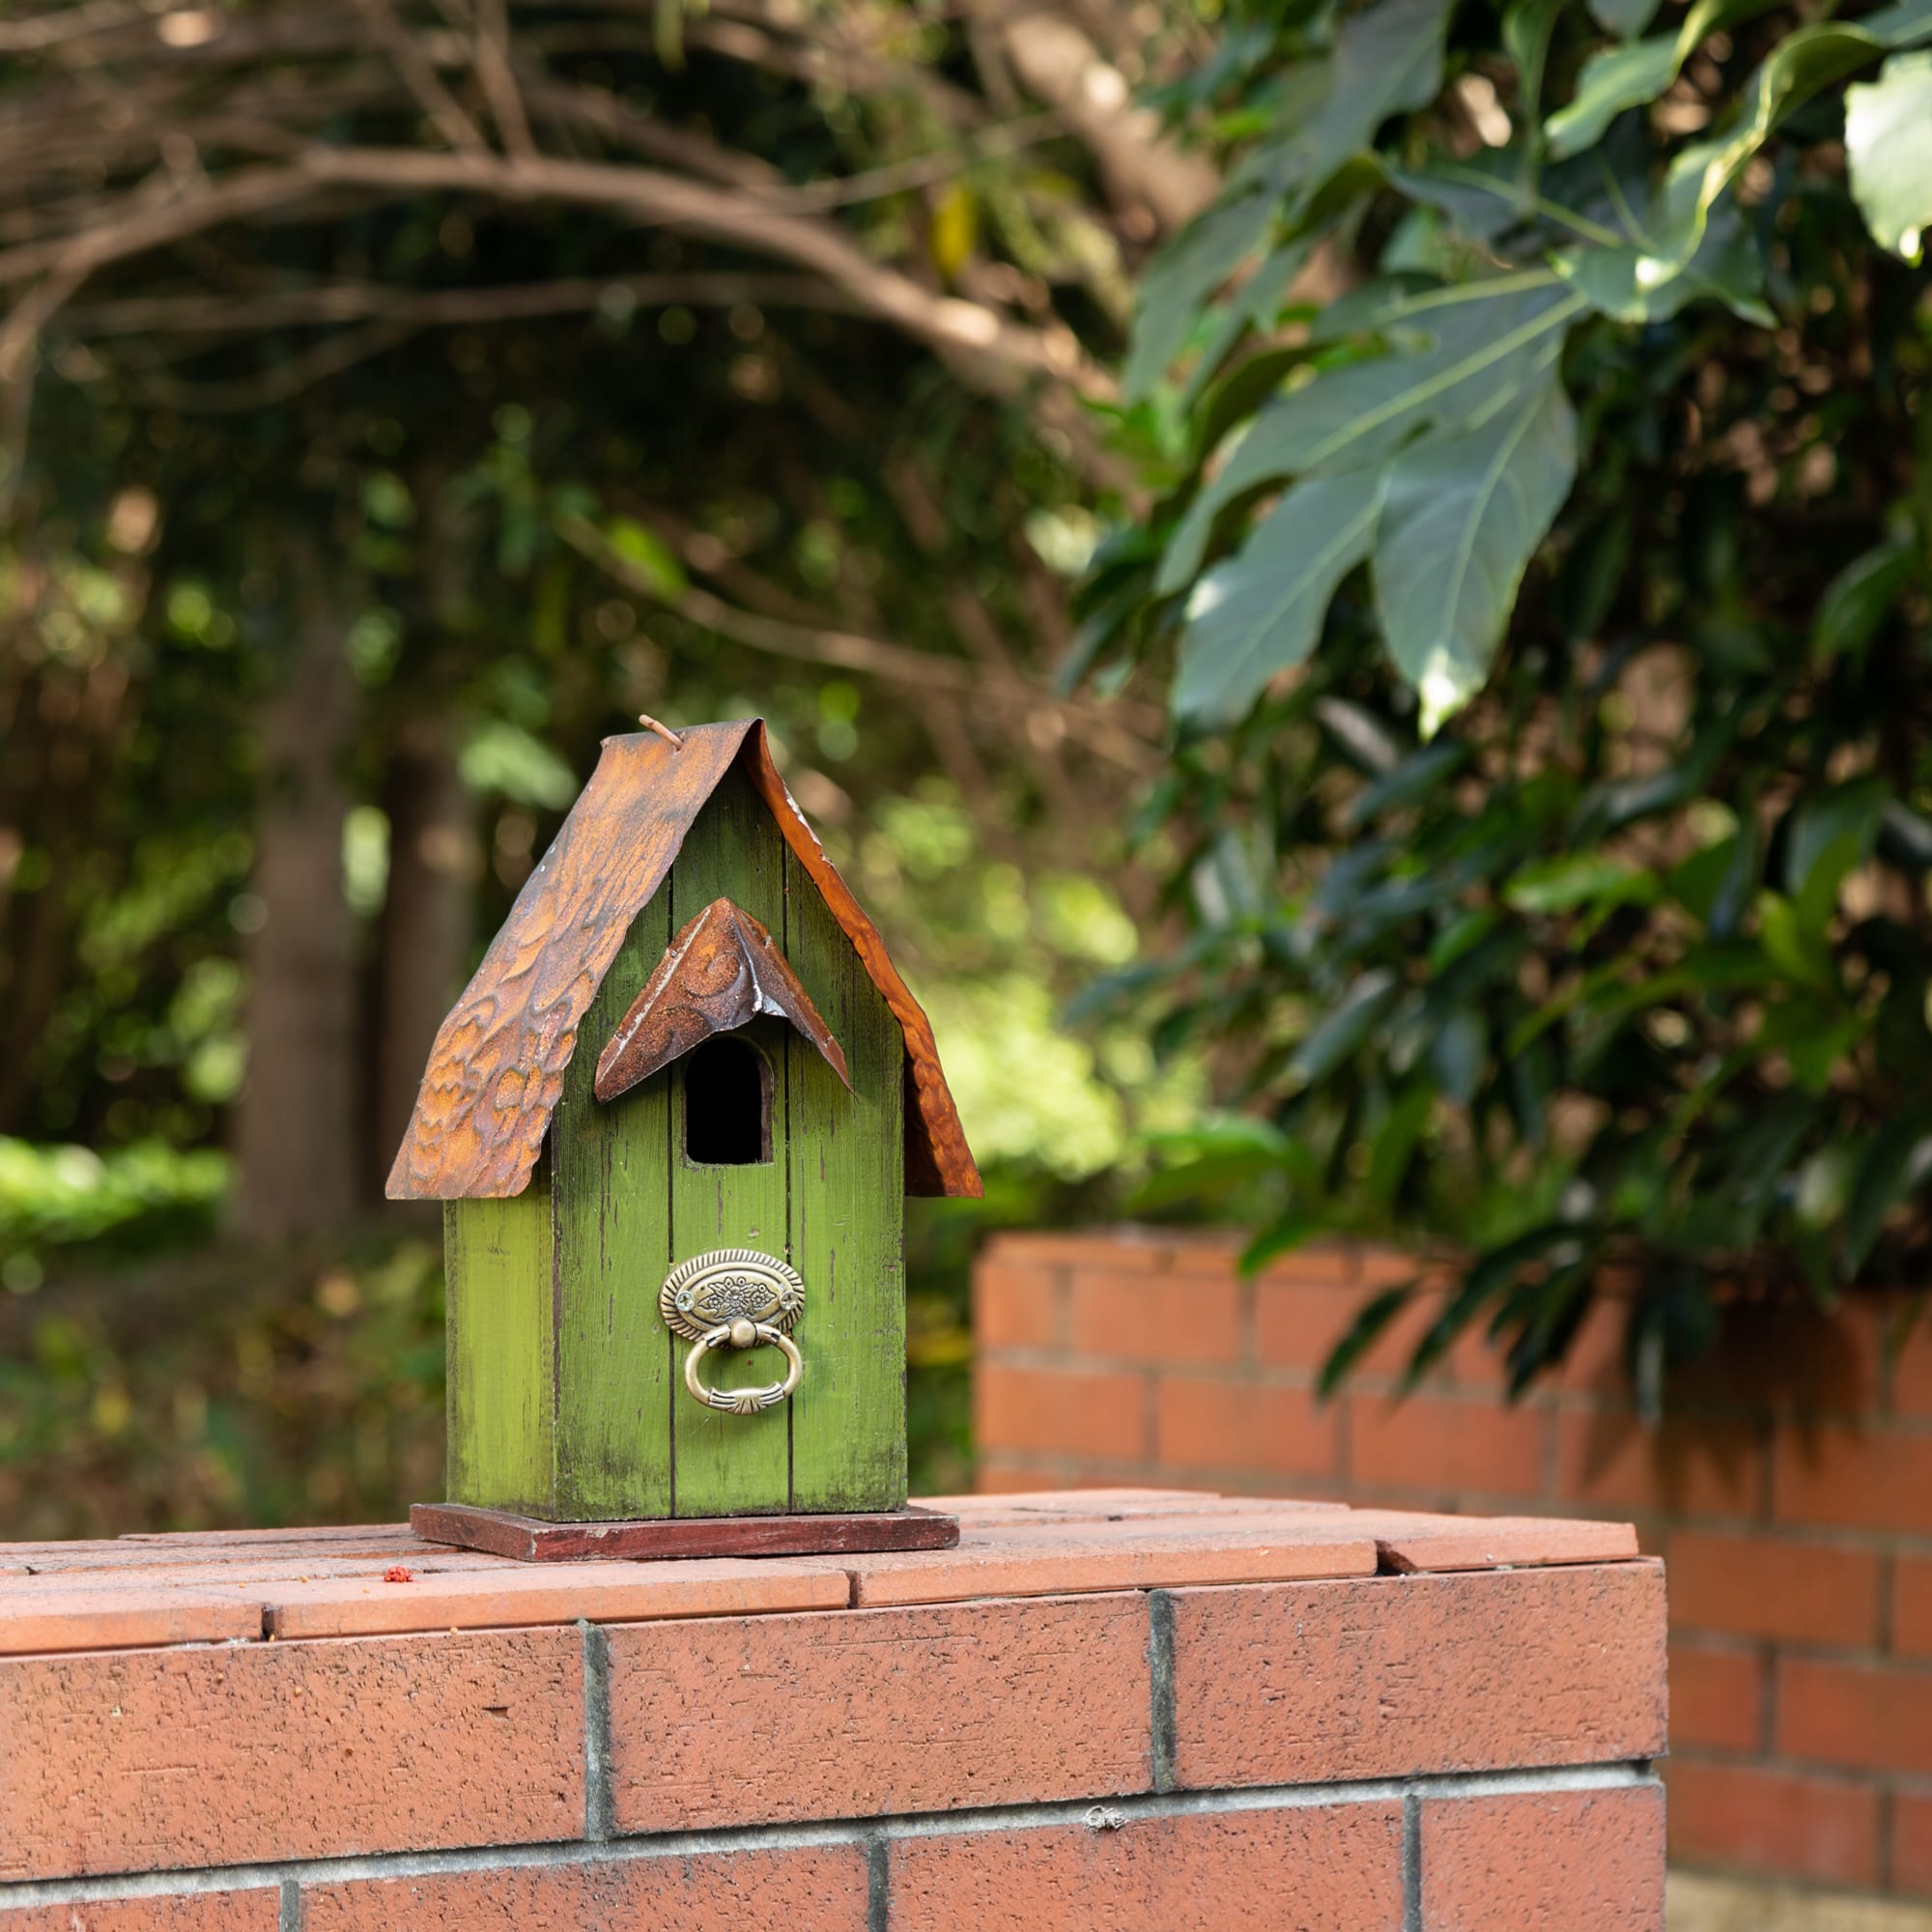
[
  {"xmin": 555, "ymin": 511, "xmax": 1155, "ymax": 771},
  {"xmin": 61, "ymin": 270, "xmax": 857, "ymax": 338}
]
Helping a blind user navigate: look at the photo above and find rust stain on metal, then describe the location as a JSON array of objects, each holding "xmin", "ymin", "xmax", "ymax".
[
  {"xmin": 594, "ymin": 897, "xmax": 850, "ymax": 1101},
  {"xmin": 385, "ymin": 718, "xmax": 980, "ymax": 1201}
]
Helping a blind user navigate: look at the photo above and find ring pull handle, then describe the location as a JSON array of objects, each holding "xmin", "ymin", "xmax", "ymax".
[{"xmin": 682, "ymin": 1320, "xmax": 803, "ymax": 1415}]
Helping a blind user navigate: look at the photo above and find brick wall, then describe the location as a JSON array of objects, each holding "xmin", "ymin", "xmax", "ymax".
[
  {"xmin": 0, "ymin": 1499, "xmax": 1663, "ymax": 1928},
  {"xmin": 973, "ymin": 1228, "xmax": 1932, "ymax": 1902}
]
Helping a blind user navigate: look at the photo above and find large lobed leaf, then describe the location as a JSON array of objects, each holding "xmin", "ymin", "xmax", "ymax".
[
  {"xmin": 1375, "ymin": 371, "xmax": 1580, "ymax": 732},
  {"xmin": 1846, "ymin": 50, "xmax": 1932, "ymax": 262}
]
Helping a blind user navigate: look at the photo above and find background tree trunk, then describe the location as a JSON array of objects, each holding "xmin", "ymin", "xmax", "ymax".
[
  {"xmin": 233, "ymin": 541, "xmax": 359, "ymax": 1238},
  {"xmin": 373, "ymin": 724, "xmax": 477, "ymax": 1194}
]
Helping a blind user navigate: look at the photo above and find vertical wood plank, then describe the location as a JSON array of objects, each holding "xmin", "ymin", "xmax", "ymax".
[
  {"xmin": 444, "ymin": 1186, "xmax": 555, "ymax": 1514},
  {"xmin": 784, "ymin": 842, "xmax": 907, "ymax": 1514},
  {"xmin": 668, "ymin": 768, "xmax": 793, "ymax": 1517},
  {"xmin": 551, "ymin": 886, "xmax": 676, "ymax": 1521}
]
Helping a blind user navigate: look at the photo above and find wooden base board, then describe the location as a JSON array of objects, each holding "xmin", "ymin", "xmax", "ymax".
[{"xmin": 410, "ymin": 1500, "xmax": 960, "ymax": 1564}]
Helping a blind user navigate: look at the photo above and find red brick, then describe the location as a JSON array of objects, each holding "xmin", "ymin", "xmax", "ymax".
[
  {"xmin": 1068, "ymin": 1271, "xmax": 1241, "ymax": 1365},
  {"xmin": 0, "ymin": 1898, "xmax": 277, "ymax": 1931},
  {"xmin": 1896, "ymin": 1316, "xmax": 1932, "ymax": 1418},
  {"xmin": 1772, "ymin": 1426, "xmax": 1932, "ymax": 1534},
  {"xmin": 1421, "ymin": 1784, "xmax": 1664, "ymax": 1930},
  {"xmin": 982, "ymin": 1233, "xmax": 1173, "ymax": 1274},
  {"xmin": 1895, "ymin": 1792, "xmax": 1932, "ymax": 1895},
  {"xmin": 841, "ymin": 1520, "xmax": 1374, "ymax": 1606},
  {"xmin": 1553, "ymin": 1408, "xmax": 1764, "ymax": 1520},
  {"xmin": 1557, "ymin": 1298, "xmax": 1630, "ymax": 1397},
  {"xmin": 973, "ymin": 1462, "xmax": 1074, "ymax": 1493},
  {"xmin": 264, "ymin": 1554, "xmax": 849, "ymax": 1638},
  {"xmin": 1169, "ymin": 1562, "xmax": 1665, "ymax": 1789},
  {"xmin": 1364, "ymin": 1511, "xmax": 1637, "ymax": 1573},
  {"xmin": 1253, "ymin": 1278, "xmax": 1375, "ymax": 1371},
  {"xmin": 303, "ymin": 1845, "xmax": 868, "ymax": 1930},
  {"xmin": 1668, "ymin": 1642, "xmax": 1765, "ymax": 1753},
  {"xmin": 1664, "ymin": 1758, "xmax": 1880, "ymax": 1889},
  {"xmin": 889, "ymin": 1801, "xmax": 1405, "ymax": 1930},
  {"xmin": 1665, "ymin": 1299, "xmax": 1884, "ymax": 1419},
  {"xmin": 1154, "ymin": 1377, "xmax": 1339, "ymax": 1478},
  {"xmin": 973, "ymin": 1261, "xmax": 1065, "ymax": 1351},
  {"xmin": 0, "ymin": 1628, "xmax": 582, "ymax": 1881},
  {"xmin": 1663, "ymin": 1529, "xmax": 1881, "ymax": 1645},
  {"xmin": 1351, "ymin": 1244, "xmax": 1422, "ymax": 1290},
  {"xmin": 607, "ymin": 1593, "xmax": 1151, "ymax": 1833},
  {"xmin": 1254, "ymin": 1276, "xmax": 1433, "ymax": 1377},
  {"xmin": 1898, "ymin": 1554, "xmax": 1932, "ymax": 1659},
  {"xmin": 0, "ymin": 1584, "xmax": 266, "ymax": 1657},
  {"xmin": 975, "ymin": 1363, "xmax": 1148, "ymax": 1463},
  {"xmin": 938, "ymin": 1488, "xmax": 1245, "ymax": 1518},
  {"xmin": 1348, "ymin": 1393, "xmax": 1548, "ymax": 1500},
  {"xmin": 1776, "ymin": 1656, "xmax": 1932, "ymax": 1776}
]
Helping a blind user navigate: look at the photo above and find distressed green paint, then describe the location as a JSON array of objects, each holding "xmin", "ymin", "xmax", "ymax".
[
  {"xmin": 443, "ymin": 766, "xmax": 913, "ymax": 1524},
  {"xmin": 783, "ymin": 843, "xmax": 907, "ymax": 1513},
  {"xmin": 444, "ymin": 1181, "xmax": 554, "ymax": 1514},
  {"xmin": 549, "ymin": 884, "xmax": 676, "ymax": 1520},
  {"xmin": 668, "ymin": 770, "xmax": 792, "ymax": 1517}
]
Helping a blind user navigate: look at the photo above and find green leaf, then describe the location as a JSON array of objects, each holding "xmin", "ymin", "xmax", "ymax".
[
  {"xmin": 1557, "ymin": 194, "xmax": 1769, "ymax": 324},
  {"xmin": 1580, "ymin": 1, "xmax": 1932, "ymax": 300},
  {"xmin": 1590, "ymin": 0, "xmax": 1662, "ymax": 37},
  {"xmin": 1318, "ymin": 1282, "xmax": 1417, "ymax": 1397},
  {"xmin": 1547, "ymin": 34, "xmax": 1684, "ymax": 160},
  {"xmin": 1348, "ymin": 740, "xmax": 1471, "ymax": 826},
  {"xmin": 1812, "ymin": 538, "xmax": 1914, "ymax": 663},
  {"xmin": 1124, "ymin": 190, "xmax": 1275, "ymax": 402},
  {"xmin": 1843, "ymin": 1112, "xmax": 1932, "ymax": 1276},
  {"xmin": 1757, "ymin": 892, "xmax": 1834, "ymax": 990},
  {"xmin": 1161, "ymin": 277, "xmax": 1583, "ymax": 592},
  {"xmin": 459, "ymin": 720, "xmax": 577, "ymax": 810},
  {"xmin": 1290, "ymin": 968, "xmax": 1401, "ymax": 1083},
  {"xmin": 1276, "ymin": 0, "xmax": 1457, "ymax": 191},
  {"xmin": 1175, "ymin": 469, "xmax": 1386, "ymax": 726},
  {"xmin": 1847, "ymin": 52, "xmax": 1932, "ymax": 261},
  {"xmin": 1238, "ymin": 1210, "xmax": 1326, "ymax": 1276},
  {"xmin": 602, "ymin": 517, "xmax": 686, "ymax": 600},
  {"xmin": 1181, "ymin": 239, "xmax": 1319, "ymax": 412},
  {"xmin": 1786, "ymin": 778, "xmax": 1889, "ymax": 906},
  {"xmin": 1506, "ymin": 850, "xmax": 1659, "ymax": 915},
  {"xmin": 1428, "ymin": 1007, "xmax": 1487, "ymax": 1104},
  {"xmin": 1373, "ymin": 368, "xmax": 1578, "ymax": 730}
]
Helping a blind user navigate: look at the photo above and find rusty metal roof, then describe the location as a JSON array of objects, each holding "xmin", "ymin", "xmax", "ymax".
[{"xmin": 384, "ymin": 719, "xmax": 980, "ymax": 1201}]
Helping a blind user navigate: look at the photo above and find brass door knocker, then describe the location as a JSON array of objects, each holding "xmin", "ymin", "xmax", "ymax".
[{"xmin": 660, "ymin": 1248, "xmax": 805, "ymax": 1415}]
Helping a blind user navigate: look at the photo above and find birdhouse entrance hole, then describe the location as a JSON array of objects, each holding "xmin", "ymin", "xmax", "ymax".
[{"xmin": 683, "ymin": 1034, "xmax": 772, "ymax": 1166}]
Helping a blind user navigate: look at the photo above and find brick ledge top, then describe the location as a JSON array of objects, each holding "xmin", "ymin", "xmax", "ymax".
[{"xmin": 0, "ymin": 1491, "xmax": 1640, "ymax": 1658}]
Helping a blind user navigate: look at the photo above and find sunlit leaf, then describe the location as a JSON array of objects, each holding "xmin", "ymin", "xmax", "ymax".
[
  {"xmin": 1505, "ymin": 850, "xmax": 1657, "ymax": 915},
  {"xmin": 1373, "ymin": 368, "xmax": 1578, "ymax": 730},
  {"xmin": 1846, "ymin": 51, "xmax": 1932, "ymax": 261},
  {"xmin": 1547, "ymin": 34, "xmax": 1684, "ymax": 160},
  {"xmin": 1175, "ymin": 469, "xmax": 1386, "ymax": 726},
  {"xmin": 601, "ymin": 517, "xmax": 685, "ymax": 600},
  {"xmin": 1160, "ymin": 277, "xmax": 1581, "ymax": 592}
]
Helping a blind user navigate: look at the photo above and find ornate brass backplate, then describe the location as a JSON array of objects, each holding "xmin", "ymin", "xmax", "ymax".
[{"xmin": 660, "ymin": 1247, "xmax": 805, "ymax": 1416}]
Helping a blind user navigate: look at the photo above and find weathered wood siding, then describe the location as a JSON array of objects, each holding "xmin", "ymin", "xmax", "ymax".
[{"xmin": 443, "ymin": 766, "xmax": 905, "ymax": 1519}]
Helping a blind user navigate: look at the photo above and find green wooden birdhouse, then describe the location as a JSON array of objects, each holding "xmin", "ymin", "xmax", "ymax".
[{"xmin": 388, "ymin": 719, "xmax": 980, "ymax": 1558}]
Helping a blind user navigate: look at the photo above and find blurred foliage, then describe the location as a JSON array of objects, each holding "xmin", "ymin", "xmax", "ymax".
[
  {"xmin": 0, "ymin": 1238, "xmax": 446, "ymax": 1539},
  {"xmin": 1080, "ymin": 0, "xmax": 1932, "ymax": 1399},
  {"xmin": 0, "ymin": 0, "xmax": 1206, "ymax": 1532}
]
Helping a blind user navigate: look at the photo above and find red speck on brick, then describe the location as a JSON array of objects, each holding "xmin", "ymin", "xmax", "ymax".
[{"xmin": 383, "ymin": 1566, "xmax": 413, "ymax": 1583}]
